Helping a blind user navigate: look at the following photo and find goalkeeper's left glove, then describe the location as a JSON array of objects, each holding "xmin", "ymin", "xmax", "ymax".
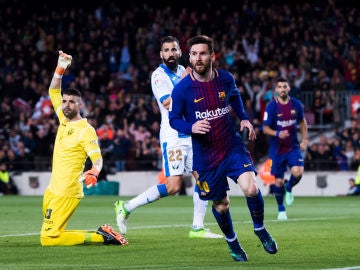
[
  {"xmin": 81, "ymin": 167, "xmax": 100, "ymax": 189},
  {"xmin": 55, "ymin": 50, "xmax": 72, "ymax": 77}
]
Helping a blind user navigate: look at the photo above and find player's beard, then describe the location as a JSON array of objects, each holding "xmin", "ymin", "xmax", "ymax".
[
  {"xmin": 163, "ymin": 57, "xmax": 179, "ymax": 70},
  {"xmin": 193, "ymin": 61, "xmax": 210, "ymax": 76},
  {"xmin": 278, "ymin": 91, "xmax": 288, "ymax": 101},
  {"xmin": 63, "ymin": 108, "xmax": 77, "ymax": 120}
]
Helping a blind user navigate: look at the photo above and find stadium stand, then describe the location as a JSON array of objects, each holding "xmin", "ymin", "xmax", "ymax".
[{"xmin": 0, "ymin": 0, "xmax": 359, "ymax": 173}]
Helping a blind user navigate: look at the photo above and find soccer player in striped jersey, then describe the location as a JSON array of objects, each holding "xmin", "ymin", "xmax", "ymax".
[
  {"xmin": 169, "ymin": 35, "xmax": 277, "ymax": 262},
  {"xmin": 263, "ymin": 77, "xmax": 308, "ymax": 220},
  {"xmin": 114, "ymin": 36, "xmax": 222, "ymax": 239},
  {"xmin": 40, "ymin": 51, "xmax": 127, "ymax": 246}
]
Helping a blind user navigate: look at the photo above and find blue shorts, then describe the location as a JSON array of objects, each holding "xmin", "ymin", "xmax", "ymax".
[
  {"xmin": 195, "ymin": 143, "xmax": 255, "ymax": 201},
  {"xmin": 270, "ymin": 148, "xmax": 304, "ymax": 178}
]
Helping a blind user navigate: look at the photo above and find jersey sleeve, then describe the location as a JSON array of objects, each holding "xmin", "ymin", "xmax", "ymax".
[
  {"xmin": 151, "ymin": 70, "xmax": 172, "ymax": 104},
  {"xmin": 49, "ymin": 88, "xmax": 65, "ymax": 123},
  {"xmin": 263, "ymin": 101, "xmax": 275, "ymax": 127},
  {"xmin": 294, "ymin": 98, "xmax": 305, "ymax": 122},
  {"xmin": 79, "ymin": 125, "xmax": 102, "ymax": 163},
  {"xmin": 169, "ymin": 84, "xmax": 193, "ymax": 135},
  {"xmin": 227, "ymin": 74, "xmax": 249, "ymax": 121},
  {"xmin": 229, "ymin": 93, "xmax": 249, "ymax": 121}
]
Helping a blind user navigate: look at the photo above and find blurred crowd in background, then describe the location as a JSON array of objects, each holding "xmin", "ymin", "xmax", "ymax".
[{"xmin": 0, "ymin": 0, "xmax": 359, "ymax": 176}]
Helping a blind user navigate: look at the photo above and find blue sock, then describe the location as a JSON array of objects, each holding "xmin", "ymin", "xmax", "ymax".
[
  {"xmin": 157, "ymin": 184, "xmax": 168, "ymax": 197},
  {"xmin": 212, "ymin": 205, "xmax": 235, "ymax": 239},
  {"xmin": 246, "ymin": 189, "xmax": 264, "ymax": 229},
  {"xmin": 272, "ymin": 185, "xmax": 286, "ymax": 212},
  {"xmin": 286, "ymin": 175, "xmax": 301, "ymax": 192}
]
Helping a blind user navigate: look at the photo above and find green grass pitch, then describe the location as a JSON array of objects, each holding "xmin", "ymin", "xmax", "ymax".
[{"xmin": 0, "ymin": 195, "xmax": 359, "ymax": 269}]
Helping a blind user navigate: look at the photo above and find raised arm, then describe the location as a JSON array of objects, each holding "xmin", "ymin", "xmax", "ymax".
[{"xmin": 49, "ymin": 51, "xmax": 72, "ymax": 90}]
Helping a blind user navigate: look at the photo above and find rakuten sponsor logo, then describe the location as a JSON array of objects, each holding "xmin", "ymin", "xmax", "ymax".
[
  {"xmin": 277, "ymin": 119, "xmax": 296, "ymax": 127},
  {"xmin": 195, "ymin": 107, "xmax": 229, "ymax": 120}
]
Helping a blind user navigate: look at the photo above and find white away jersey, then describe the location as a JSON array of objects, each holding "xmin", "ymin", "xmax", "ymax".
[
  {"xmin": 151, "ymin": 64, "xmax": 192, "ymax": 176},
  {"xmin": 151, "ymin": 64, "xmax": 189, "ymax": 143}
]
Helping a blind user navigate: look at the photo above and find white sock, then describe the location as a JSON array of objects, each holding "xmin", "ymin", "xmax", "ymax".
[
  {"xmin": 192, "ymin": 191, "xmax": 208, "ymax": 230},
  {"xmin": 126, "ymin": 185, "xmax": 161, "ymax": 212}
]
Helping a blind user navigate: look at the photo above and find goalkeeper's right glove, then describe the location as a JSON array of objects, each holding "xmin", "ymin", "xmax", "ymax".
[
  {"xmin": 80, "ymin": 167, "xmax": 100, "ymax": 189},
  {"xmin": 55, "ymin": 50, "xmax": 72, "ymax": 76}
]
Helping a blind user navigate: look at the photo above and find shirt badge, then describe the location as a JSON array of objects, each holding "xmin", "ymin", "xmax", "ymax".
[{"xmin": 218, "ymin": 91, "xmax": 226, "ymax": 101}]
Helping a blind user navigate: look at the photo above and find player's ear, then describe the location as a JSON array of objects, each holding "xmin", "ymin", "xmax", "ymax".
[
  {"xmin": 160, "ymin": 51, "xmax": 163, "ymax": 60},
  {"xmin": 78, "ymin": 98, "xmax": 83, "ymax": 109}
]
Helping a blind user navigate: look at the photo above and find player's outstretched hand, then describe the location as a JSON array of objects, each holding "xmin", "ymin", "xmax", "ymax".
[
  {"xmin": 240, "ymin": 120, "xmax": 256, "ymax": 141},
  {"xmin": 80, "ymin": 167, "xmax": 99, "ymax": 189},
  {"xmin": 300, "ymin": 139, "xmax": 308, "ymax": 151},
  {"xmin": 55, "ymin": 50, "xmax": 72, "ymax": 76}
]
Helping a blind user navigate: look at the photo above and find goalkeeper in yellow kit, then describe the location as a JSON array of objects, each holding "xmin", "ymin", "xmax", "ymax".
[{"xmin": 40, "ymin": 51, "xmax": 127, "ymax": 246}]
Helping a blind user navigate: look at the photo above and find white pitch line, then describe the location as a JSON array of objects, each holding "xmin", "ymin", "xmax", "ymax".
[
  {"xmin": 0, "ymin": 232, "xmax": 39, "ymax": 237},
  {"xmin": 0, "ymin": 216, "xmax": 350, "ymax": 238},
  {"xmin": 323, "ymin": 267, "xmax": 360, "ymax": 270}
]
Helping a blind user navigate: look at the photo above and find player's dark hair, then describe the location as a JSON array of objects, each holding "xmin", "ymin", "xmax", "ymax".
[
  {"xmin": 187, "ymin": 35, "xmax": 214, "ymax": 54},
  {"xmin": 62, "ymin": 88, "xmax": 81, "ymax": 98},
  {"xmin": 160, "ymin": 36, "xmax": 180, "ymax": 49},
  {"xmin": 276, "ymin": 77, "xmax": 288, "ymax": 84}
]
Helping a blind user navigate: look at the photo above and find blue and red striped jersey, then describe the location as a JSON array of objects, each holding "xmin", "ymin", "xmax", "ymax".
[
  {"xmin": 263, "ymin": 96, "xmax": 305, "ymax": 155},
  {"xmin": 169, "ymin": 69, "xmax": 249, "ymax": 171}
]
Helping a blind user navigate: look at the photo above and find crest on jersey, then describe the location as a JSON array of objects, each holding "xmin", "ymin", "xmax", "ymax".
[
  {"xmin": 291, "ymin": 109, "xmax": 296, "ymax": 116},
  {"xmin": 218, "ymin": 91, "xmax": 226, "ymax": 101},
  {"xmin": 154, "ymin": 79, "xmax": 161, "ymax": 86},
  {"xmin": 90, "ymin": 140, "xmax": 98, "ymax": 145},
  {"xmin": 68, "ymin": 128, "xmax": 74, "ymax": 135}
]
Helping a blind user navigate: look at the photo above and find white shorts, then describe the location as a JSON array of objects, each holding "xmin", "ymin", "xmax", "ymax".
[{"xmin": 161, "ymin": 137, "xmax": 193, "ymax": 177}]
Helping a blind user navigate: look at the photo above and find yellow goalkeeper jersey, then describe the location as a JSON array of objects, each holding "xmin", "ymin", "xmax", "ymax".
[{"xmin": 48, "ymin": 89, "xmax": 102, "ymax": 198}]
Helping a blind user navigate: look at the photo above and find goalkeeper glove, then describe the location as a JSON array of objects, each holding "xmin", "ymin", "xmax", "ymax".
[
  {"xmin": 80, "ymin": 167, "xmax": 100, "ymax": 189},
  {"xmin": 55, "ymin": 50, "xmax": 72, "ymax": 77}
]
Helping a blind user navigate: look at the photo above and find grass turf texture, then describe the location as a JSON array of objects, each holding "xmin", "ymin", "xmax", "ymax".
[{"xmin": 0, "ymin": 195, "xmax": 359, "ymax": 270}]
